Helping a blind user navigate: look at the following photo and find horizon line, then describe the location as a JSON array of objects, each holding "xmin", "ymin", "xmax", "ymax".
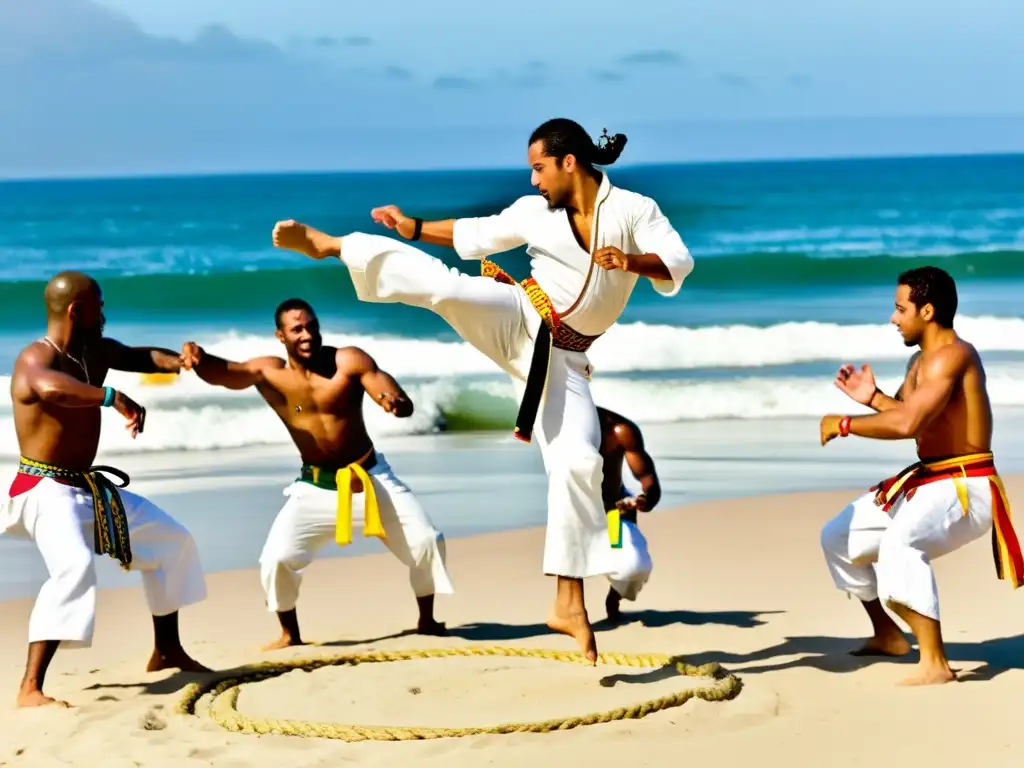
[{"xmin": 2, "ymin": 148, "xmax": 1022, "ymax": 186}]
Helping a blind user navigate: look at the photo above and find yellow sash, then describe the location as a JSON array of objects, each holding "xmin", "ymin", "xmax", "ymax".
[
  {"xmin": 305, "ymin": 448, "xmax": 387, "ymax": 547},
  {"xmin": 607, "ymin": 508, "xmax": 623, "ymax": 548}
]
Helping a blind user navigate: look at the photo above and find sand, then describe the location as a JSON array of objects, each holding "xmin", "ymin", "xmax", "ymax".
[{"xmin": 1, "ymin": 478, "xmax": 1022, "ymax": 767}]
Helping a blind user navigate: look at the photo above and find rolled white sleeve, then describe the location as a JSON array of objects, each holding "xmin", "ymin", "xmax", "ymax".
[
  {"xmin": 631, "ymin": 198, "xmax": 694, "ymax": 297},
  {"xmin": 451, "ymin": 196, "xmax": 533, "ymax": 261}
]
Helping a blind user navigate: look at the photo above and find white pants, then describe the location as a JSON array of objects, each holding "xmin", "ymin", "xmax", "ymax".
[
  {"xmin": 607, "ymin": 520, "xmax": 653, "ymax": 601},
  {"xmin": 1, "ymin": 477, "xmax": 207, "ymax": 649},
  {"xmin": 259, "ymin": 451, "xmax": 453, "ymax": 613},
  {"xmin": 820, "ymin": 476, "xmax": 994, "ymax": 621},
  {"xmin": 339, "ymin": 233, "xmax": 613, "ymax": 579}
]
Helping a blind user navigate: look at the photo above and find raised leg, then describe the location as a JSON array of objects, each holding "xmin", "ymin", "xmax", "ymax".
[{"xmin": 337, "ymin": 232, "xmax": 535, "ymax": 379}]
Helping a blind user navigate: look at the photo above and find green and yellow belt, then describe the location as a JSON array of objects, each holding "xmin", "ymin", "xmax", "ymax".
[
  {"xmin": 17, "ymin": 457, "xmax": 133, "ymax": 570},
  {"xmin": 481, "ymin": 259, "xmax": 602, "ymax": 443},
  {"xmin": 298, "ymin": 447, "xmax": 387, "ymax": 547}
]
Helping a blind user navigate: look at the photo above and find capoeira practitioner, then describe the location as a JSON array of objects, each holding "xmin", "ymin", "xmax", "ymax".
[
  {"xmin": 2, "ymin": 272, "xmax": 209, "ymax": 708},
  {"xmin": 820, "ymin": 266, "xmax": 1022, "ymax": 685},
  {"xmin": 597, "ymin": 406, "xmax": 661, "ymax": 623},
  {"xmin": 181, "ymin": 298, "xmax": 453, "ymax": 650},
  {"xmin": 271, "ymin": 118, "xmax": 694, "ymax": 662}
]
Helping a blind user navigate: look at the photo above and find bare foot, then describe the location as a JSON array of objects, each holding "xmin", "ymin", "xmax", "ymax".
[
  {"xmin": 16, "ymin": 689, "xmax": 71, "ymax": 708},
  {"xmin": 898, "ymin": 661, "xmax": 957, "ymax": 686},
  {"xmin": 261, "ymin": 634, "xmax": 306, "ymax": 652},
  {"xmin": 272, "ymin": 220, "xmax": 339, "ymax": 260},
  {"xmin": 146, "ymin": 648, "xmax": 212, "ymax": 673},
  {"xmin": 850, "ymin": 632, "xmax": 912, "ymax": 657},
  {"xmin": 416, "ymin": 619, "xmax": 448, "ymax": 637},
  {"xmin": 605, "ymin": 589, "xmax": 623, "ymax": 624},
  {"xmin": 546, "ymin": 607, "xmax": 598, "ymax": 665}
]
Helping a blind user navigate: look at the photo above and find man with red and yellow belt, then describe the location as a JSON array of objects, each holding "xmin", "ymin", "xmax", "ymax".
[{"xmin": 820, "ymin": 266, "xmax": 1022, "ymax": 686}]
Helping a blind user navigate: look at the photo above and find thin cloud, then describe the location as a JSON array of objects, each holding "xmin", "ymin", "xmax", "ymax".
[
  {"xmin": 433, "ymin": 75, "xmax": 477, "ymax": 90},
  {"xmin": 619, "ymin": 50, "xmax": 683, "ymax": 67}
]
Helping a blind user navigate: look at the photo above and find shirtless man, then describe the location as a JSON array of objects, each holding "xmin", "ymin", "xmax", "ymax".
[
  {"xmin": 819, "ymin": 266, "xmax": 1022, "ymax": 686},
  {"xmin": 597, "ymin": 406, "xmax": 660, "ymax": 623},
  {"xmin": 181, "ymin": 298, "xmax": 453, "ymax": 649},
  {"xmin": 2, "ymin": 272, "xmax": 209, "ymax": 708}
]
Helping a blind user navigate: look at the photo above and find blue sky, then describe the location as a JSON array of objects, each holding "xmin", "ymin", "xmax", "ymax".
[{"xmin": 3, "ymin": 0, "xmax": 1022, "ymax": 177}]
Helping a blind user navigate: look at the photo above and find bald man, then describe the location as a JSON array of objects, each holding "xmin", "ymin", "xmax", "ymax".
[{"xmin": 1, "ymin": 272, "xmax": 210, "ymax": 708}]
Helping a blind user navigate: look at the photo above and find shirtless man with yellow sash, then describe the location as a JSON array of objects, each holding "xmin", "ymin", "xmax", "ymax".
[
  {"xmin": 3, "ymin": 272, "xmax": 209, "ymax": 707},
  {"xmin": 182, "ymin": 298, "xmax": 452, "ymax": 650},
  {"xmin": 820, "ymin": 266, "xmax": 1022, "ymax": 685}
]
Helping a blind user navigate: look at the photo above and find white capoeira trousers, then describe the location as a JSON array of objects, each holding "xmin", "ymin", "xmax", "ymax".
[
  {"xmin": 607, "ymin": 520, "xmax": 653, "ymax": 601},
  {"xmin": 338, "ymin": 233, "xmax": 613, "ymax": 580},
  {"xmin": 259, "ymin": 451, "xmax": 453, "ymax": 613},
  {"xmin": 1, "ymin": 477, "xmax": 207, "ymax": 649},
  {"xmin": 820, "ymin": 476, "xmax": 995, "ymax": 621}
]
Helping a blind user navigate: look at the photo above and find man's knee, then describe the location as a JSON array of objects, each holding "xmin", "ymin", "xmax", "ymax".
[
  {"xmin": 404, "ymin": 525, "xmax": 445, "ymax": 567},
  {"xmin": 58, "ymin": 546, "xmax": 96, "ymax": 588},
  {"xmin": 820, "ymin": 504, "xmax": 855, "ymax": 557}
]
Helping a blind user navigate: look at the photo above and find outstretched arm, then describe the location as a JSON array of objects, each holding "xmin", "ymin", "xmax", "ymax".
[
  {"xmin": 338, "ymin": 347, "xmax": 413, "ymax": 418},
  {"xmin": 101, "ymin": 338, "xmax": 183, "ymax": 374},
  {"xmin": 826, "ymin": 346, "xmax": 966, "ymax": 442},
  {"xmin": 616, "ymin": 419, "xmax": 661, "ymax": 511},
  {"xmin": 182, "ymin": 342, "xmax": 283, "ymax": 390}
]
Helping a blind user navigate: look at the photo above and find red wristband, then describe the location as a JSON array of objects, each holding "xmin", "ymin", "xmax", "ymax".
[{"xmin": 839, "ymin": 416, "xmax": 851, "ymax": 437}]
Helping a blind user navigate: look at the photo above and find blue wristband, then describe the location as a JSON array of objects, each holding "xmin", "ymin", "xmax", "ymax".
[{"xmin": 102, "ymin": 387, "xmax": 116, "ymax": 407}]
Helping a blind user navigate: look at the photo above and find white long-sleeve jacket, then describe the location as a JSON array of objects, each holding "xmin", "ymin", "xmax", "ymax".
[{"xmin": 452, "ymin": 170, "xmax": 694, "ymax": 337}]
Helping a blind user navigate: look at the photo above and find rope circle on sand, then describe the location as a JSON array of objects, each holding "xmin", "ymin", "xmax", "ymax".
[{"xmin": 174, "ymin": 646, "xmax": 744, "ymax": 741}]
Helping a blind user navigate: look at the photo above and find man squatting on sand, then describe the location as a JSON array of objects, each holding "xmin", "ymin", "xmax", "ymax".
[
  {"xmin": 271, "ymin": 118, "xmax": 693, "ymax": 663},
  {"xmin": 820, "ymin": 266, "xmax": 1023, "ymax": 686},
  {"xmin": 2, "ymin": 272, "xmax": 209, "ymax": 708},
  {"xmin": 181, "ymin": 298, "xmax": 453, "ymax": 649},
  {"xmin": 597, "ymin": 406, "xmax": 660, "ymax": 623}
]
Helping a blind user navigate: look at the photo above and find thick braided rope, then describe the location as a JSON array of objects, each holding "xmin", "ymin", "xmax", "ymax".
[{"xmin": 174, "ymin": 646, "xmax": 743, "ymax": 741}]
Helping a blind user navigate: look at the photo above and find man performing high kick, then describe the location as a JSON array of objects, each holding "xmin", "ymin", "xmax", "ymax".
[{"xmin": 272, "ymin": 119, "xmax": 694, "ymax": 662}]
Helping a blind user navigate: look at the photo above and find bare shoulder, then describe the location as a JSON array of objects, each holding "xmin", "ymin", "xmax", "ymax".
[
  {"xmin": 610, "ymin": 412, "xmax": 644, "ymax": 449},
  {"xmin": 905, "ymin": 350, "xmax": 922, "ymax": 373},
  {"xmin": 334, "ymin": 345, "xmax": 375, "ymax": 374},
  {"xmin": 14, "ymin": 340, "xmax": 55, "ymax": 371},
  {"xmin": 921, "ymin": 341, "xmax": 973, "ymax": 379}
]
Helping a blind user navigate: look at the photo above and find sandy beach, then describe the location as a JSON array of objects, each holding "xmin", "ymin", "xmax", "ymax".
[{"xmin": 2, "ymin": 469, "xmax": 1021, "ymax": 767}]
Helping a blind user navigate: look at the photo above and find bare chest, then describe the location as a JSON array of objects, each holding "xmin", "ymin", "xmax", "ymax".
[{"xmin": 266, "ymin": 373, "xmax": 353, "ymax": 416}]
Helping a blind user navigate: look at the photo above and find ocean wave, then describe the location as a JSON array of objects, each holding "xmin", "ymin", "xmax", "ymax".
[
  {"xmin": 2, "ymin": 363, "xmax": 1024, "ymax": 457},
  {"xmin": 78, "ymin": 315, "xmax": 1024, "ymax": 380}
]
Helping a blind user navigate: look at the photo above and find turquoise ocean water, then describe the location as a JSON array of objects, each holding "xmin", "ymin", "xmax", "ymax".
[{"xmin": 1, "ymin": 153, "xmax": 1023, "ymax": 457}]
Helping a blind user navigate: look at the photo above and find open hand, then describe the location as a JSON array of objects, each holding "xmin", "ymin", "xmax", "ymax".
[
  {"xmin": 594, "ymin": 246, "xmax": 631, "ymax": 271},
  {"xmin": 113, "ymin": 391, "xmax": 146, "ymax": 438},
  {"xmin": 835, "ymin": 363, "xmax": 877, "ymax": 405},
  {"xmin": 180, "ymin": 342, "xmax": 204, "ymax": 371},
  {"xmin": 371, "ymin": 205, "xmax": 416, "ymax": 239}
]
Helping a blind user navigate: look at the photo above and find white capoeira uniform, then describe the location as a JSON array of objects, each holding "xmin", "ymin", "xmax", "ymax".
[
  {"xmin": 335, "ymin": 171, "xmax": 693, "ymax": 578},
  {"xmin": 607, "ymin": 489, "xmax": 653, "ymax": 601},
  {"xmin": 821, "ymin": 452, "xmax": 1022, "ymax": 621},
  {"xmin": 259, "ymin": 450, "xmax": 453, "ymax": 612},
  {"xmin": 1, "ymin": 464, "xmax": 207, "ymax": 649}
]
